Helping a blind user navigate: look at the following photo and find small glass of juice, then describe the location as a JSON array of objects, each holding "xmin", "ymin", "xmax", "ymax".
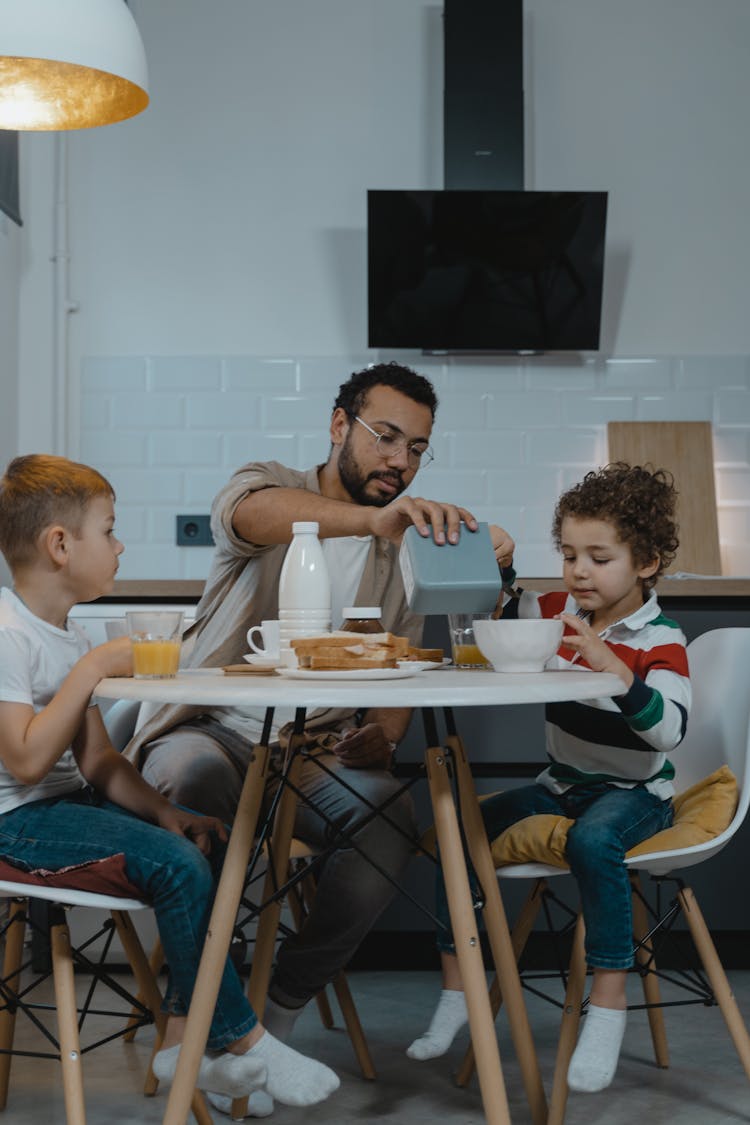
[
  {"xmin": 126, "ymin": 611, "xmax": 184, "ymax": 679},
  {"xmin": 448, "ymin": 612, "xmax": 492, "ymax": 670}
]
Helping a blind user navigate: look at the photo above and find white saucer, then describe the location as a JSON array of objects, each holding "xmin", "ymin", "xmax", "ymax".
[
  {"xmin": 397, "ymin": 657, "xmax": 452, "ymax": 672},
  {"xmin": 242, "ymin": 653, "xmax": 281, "ymax": 669}
]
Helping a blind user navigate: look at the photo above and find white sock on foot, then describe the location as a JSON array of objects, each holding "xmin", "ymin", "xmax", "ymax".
[
  {"xmin": 567, "ymin": 1004, "xmax": 627, "ymax": 1093},
  {"xmin": 204, "ymin": 996, "xmax": 305, "ymax": 1116},
  {"xmin": 152, "ymin": 1044, "xmax": 267, "ymax": 1099},
  {"xmin": 245, "ymin": 1031, "xmax": 340, "ymax": 1107},
  {"xmin": 406, "ymin": 989, "xmax": 469, "ymax": 1060},
  {"xmin": 206, "ymin": 1089, "xmax": 275, "ymax": 1119}
]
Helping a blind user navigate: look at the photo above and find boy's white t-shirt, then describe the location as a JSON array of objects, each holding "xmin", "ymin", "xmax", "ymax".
[{"xmin": 0, "ymin": 587, "xmax": 88, "ymax": 815}]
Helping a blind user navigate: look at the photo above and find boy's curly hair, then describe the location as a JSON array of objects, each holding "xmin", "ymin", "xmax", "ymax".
[{"xmin": 551, "ymin": 462, "xmax": 679, "ymax": 589}]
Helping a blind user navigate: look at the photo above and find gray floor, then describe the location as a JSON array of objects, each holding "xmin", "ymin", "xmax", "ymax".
[{"xmin": 1, "ymin": 968, "xmax": 749, "ymax": 1124}]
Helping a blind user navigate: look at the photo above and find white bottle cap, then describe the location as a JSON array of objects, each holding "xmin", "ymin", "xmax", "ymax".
[
  {"xmin": 342, "ymin": 607, "xmax": 382, "ymax": 619},
  {"xmin": 291, "ymin": 521, "xmax": 320, "ymax": 534}
]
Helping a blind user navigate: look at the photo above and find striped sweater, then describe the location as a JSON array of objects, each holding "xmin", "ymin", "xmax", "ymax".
[{"xmin": 503, "ymin": 588, "xmax": 691, "ymax": 798}]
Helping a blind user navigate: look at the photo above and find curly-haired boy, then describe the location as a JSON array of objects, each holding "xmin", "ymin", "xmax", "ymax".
[{"xmin": 408, "ymin": 463, "xmax": 691, "ymax": 1096}]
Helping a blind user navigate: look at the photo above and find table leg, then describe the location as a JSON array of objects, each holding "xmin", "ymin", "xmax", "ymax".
[
  {"xmin": 162, "ymin": 741, "xmax": 271, "ymax": 1125},
  {"xmin": 425, "ymin": 744, "xmax": 511, "ymax": 1125},
  {"xmin": 446, "ymin": 730, "xmax": 548, "ymax": 1125}
]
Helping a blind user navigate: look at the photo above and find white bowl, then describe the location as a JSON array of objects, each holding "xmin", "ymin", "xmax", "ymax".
[{"xmin": 473, "ymin": 618, "xmax": 563, "ymax": 673}]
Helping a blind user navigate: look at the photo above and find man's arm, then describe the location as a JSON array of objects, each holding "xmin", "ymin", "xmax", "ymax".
[
  {"xmin": 233, "ymin": 487, "xmax": 483, "ymax": 548},
  {"xmin": 330, "ymin": 706, "xmax": 412, "ymax": 770}
]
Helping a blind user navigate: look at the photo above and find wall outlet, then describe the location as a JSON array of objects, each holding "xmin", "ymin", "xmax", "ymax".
[{"xmin": 176, "ymin": 514, "xmax": 214, "ymax": 547}]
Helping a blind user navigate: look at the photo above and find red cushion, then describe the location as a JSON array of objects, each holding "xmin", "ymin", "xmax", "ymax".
[{"xmin": 0, "ymin": 853, "xmax": 144, "ymax": 900}]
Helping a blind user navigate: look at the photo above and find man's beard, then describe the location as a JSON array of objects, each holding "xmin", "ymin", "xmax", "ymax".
[{"xmin": 338, "ymin": 434, "xmax": 406, "ymax": 507}]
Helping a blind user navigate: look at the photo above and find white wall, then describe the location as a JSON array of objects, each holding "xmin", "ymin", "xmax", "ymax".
[
  {"xmin": 13, "ymin": 0, "xmax": 750, "ymax": 579},
  {"xmin": 0, "ymin": 207, "xmax": 21, "ymax": 587}
]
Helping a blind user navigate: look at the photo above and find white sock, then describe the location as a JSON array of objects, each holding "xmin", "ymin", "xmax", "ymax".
[
  {"xmin": 406, "ymin": 989, "xmax": 469, "ymax": 1060},
  {"xmin": 245, "ymin": 1030, "xmax": 340, "ymax": 1107},
  {"xmin": 152, "ymin": 1043, "xmax": 267, "ymax": 1099},
  {"xmin": 203, "ymin": 999, "xmax": 303, "ymax": 1117},
  {"xmin": 206, "ymin": 1089, "xmax": 275, "ymax": 1119},
  {"xmin": 567, "ymin": 1004, "xmax": 627, "ymax": 1093}
]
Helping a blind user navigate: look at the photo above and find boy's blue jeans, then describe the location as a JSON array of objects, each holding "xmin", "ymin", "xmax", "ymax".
[
  {"xmin": 0, "ymin": 789, "xmax": 256, "ymax": 1050},
  {"xmin": 436, "ymin": 781, "xmax": 673, "ymax": 970}
]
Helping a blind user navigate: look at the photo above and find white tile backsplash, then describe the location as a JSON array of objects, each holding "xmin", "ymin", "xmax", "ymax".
[{"xmin": 78, "ymin": 352, "xmax": 750, "ymax": 579}]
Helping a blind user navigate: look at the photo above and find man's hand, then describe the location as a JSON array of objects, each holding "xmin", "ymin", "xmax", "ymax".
[
  {"xmin": 156, "ymin": 806, "xmax": 229, "ymax": 856},
  {"xmin": 558, "ymin": 613, "xmax": 633, "ymax": 690},
  {"xmin": 488, "ymin": 523, "xmax": 515, "ymax": 569},
  {"xmin": 333, "ymin": 724, "xmax": 395, "ymax": 770},
  {"xmin": 367, "ymin": 496, "xmax": 478, "ymax": 546}
]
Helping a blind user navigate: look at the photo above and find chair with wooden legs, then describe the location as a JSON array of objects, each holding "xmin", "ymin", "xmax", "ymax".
[
  {"xmin": 0, "ymin": 874, "xmax": 211, "ymax": 1125},
  {"xmin": 457, "ymin": 628, "xmax": 750, "ymax": 1124}
]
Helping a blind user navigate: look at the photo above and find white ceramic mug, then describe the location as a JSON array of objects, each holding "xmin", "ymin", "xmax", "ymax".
[{"xmin": 247, "ymin": 619, "xmax": 281, "ymax": 658}]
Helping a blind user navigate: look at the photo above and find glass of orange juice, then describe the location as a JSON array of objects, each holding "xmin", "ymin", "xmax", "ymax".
[
  {"xmin": 126, "ymin": 611, "xmax": 184, "ymax": 679},
  {"xmin": 448, "ymin": 612, "xmax": 492, "ymax": 669}
]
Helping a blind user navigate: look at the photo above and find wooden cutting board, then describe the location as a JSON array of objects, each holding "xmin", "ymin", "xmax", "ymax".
[{"xmin": 607, "ymin": 421, "xmax": 721, "ymax": 575}]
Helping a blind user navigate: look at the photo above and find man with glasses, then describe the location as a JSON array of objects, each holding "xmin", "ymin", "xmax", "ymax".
[{"xmin": 125, "ymin": 362, "xmax": 514, "ymax": 1117}]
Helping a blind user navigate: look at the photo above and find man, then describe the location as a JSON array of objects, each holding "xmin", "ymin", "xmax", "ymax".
[{"xmin": 125, "ymin": 361, "xmax": 513, "ymax": 1113}]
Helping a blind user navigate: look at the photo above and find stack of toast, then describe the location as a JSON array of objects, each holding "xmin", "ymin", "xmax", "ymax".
[{"xmin": 291, "ymin": 632, "xmax": 442, "ymax": 671}]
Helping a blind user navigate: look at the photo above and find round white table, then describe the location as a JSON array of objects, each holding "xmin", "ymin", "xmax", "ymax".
[{"xmin": 96, "ymin": 666, "xmax": 622, "ymax": 1125}]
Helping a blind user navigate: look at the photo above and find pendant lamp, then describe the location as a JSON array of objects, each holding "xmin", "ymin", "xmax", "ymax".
[{"xmin": 0, "ymin": 0, "xmax": 149, "ymax": 130}]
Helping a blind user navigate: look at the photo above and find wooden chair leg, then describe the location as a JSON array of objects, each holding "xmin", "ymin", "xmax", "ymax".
[
  {"xmin": 678, "ymin": 885, "xmax": 750, "ymax": 1080},
  {"xmin": 289, "ymin": 859, "xmax": 376, "ymax": 1078},
  {"xmin": 50, "ymin": 917, "xmax": 87, "ymax": 1125},
  {"xmin": 630, "ymin": 874, "xmax": 669, "ymax": 1068},
  {"xmin": 284, "ymin": 875, "xmax": 334, "ymax": 1029},
  {"xmin": 0, "ymin": 900, "xmax": 27, "ymax": 1109},
  {"xmin": 124, "ymin": 937, "xmax": 165, "ymax": 1041},
  {"xmin": 330, "ymin": 971, "xmax": 377, "ymax": 1080},
  {"xmin": 455, "ymin": 877, "xmax": 547, "ymax": 1088},
  {"xmin": 246, "ymin": 745, "xmax": 304, "ymax": 1017},
  {"xmin": 547, "ymin": 913, "xmax": 586, "ymax": 1125}
]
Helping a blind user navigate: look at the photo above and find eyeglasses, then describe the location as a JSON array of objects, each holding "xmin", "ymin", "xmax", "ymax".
[{"xmin": 351, "ymin": 415, "xmax": 434, "ymax": 467}]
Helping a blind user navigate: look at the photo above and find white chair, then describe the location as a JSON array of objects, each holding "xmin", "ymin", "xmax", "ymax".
[
  {"xmin": 457, "ymin": 627, "xmax": 750, "ymax": 1123},
  {"xmin": 0, "ymin": 872, "xmax": 211, "ymax": 1124}
]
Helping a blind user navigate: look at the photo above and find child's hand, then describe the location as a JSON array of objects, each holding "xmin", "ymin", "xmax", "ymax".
[
  {"xmin": 557, "ymin": 613, "xmax": 634, "ymax": 690},
  {"xmin": 489, "ymin": 523, "xmax": 515, "ymax": 568},
  {"xmin": 87, "ymin": 636, "xmax": 134, "ymax": 680},
  {"xmin": 158, "ymin": 806, "xmax": 228, "ymax": 855}
]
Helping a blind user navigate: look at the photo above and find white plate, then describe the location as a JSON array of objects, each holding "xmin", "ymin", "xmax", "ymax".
[
  {"xmin": 398, "ymin": 657, "xmax": 451, "ymax": 672},
  {"xmin": 243, "ymin": 653, "xmax": 281, "ymax": 669},
  {"xmin": 276, "ymin": 666, "xmax": 417, "ymax": 681}
]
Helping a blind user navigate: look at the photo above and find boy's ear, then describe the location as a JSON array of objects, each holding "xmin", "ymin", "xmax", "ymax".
[
  {"xmin": 43, "ymin": 524, "xmax": 71, "ymax": 566},
  {"xmin": 638, "ymin": 556, "xmax": 661, "ymax": 582}
]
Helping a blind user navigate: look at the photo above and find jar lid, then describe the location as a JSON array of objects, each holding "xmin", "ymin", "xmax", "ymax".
[
  {"xmin": 342, "ymin": 606, "xmax": 382, "ymax": 619},
  {"xmin": 291, "ymin": 521, "xmax": 320, "ymax": 534}
]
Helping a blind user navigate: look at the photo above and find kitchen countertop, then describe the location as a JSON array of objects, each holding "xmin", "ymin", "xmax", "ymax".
[{"xmin": 110, "ymin": 576, "xmax": 750, "ymax": 600}]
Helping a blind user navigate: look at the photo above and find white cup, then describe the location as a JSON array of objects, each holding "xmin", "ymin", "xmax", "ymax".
[
  {"xmin": 104, "ymin": 619, "xmax": 128, "ymax": 640},
  {"xmin": 246, "ymin": 619, "xmax": 281, "ymax": 658}
]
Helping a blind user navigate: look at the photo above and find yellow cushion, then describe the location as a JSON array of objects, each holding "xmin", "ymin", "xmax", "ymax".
[{"xmin": 488, "ymin": 765, "xmax": 738, "ymax": 868}]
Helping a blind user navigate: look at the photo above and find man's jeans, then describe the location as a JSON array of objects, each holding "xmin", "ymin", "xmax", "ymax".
[
  {"xmin": 436, "ymin": 781, "xmax": 673, "ymax": 970},
  {"xmin": 0, "ymin": 790, "xmax": 256, "ymax": 1049}
]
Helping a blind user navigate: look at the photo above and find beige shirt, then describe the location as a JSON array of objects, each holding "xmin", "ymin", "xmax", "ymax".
[{"xmin": 124, "ymin": 460, "xmax": 424, "ymax": 767}]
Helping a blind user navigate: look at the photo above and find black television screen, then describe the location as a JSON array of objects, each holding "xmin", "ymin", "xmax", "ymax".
[{"xmin": 367, "ymin": 189, "xmax": 608, "ymax": 353}]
